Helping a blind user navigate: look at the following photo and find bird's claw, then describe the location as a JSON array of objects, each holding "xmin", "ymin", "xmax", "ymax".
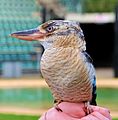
[
  {"xmin": 55, "ymin": 105, "xmax": 63, "ymax": 112},
  {"xmin": 84, "ymin": 102, "xmax": 93, "ymax": 115}
]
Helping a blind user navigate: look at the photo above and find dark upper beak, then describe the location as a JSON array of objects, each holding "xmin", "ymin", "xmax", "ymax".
[{"xmin": 10, "ymin": 28, "xmax": 46, "ymax": 41}]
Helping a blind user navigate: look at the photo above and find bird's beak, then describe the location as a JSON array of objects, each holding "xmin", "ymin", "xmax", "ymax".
[{"xmin": 10, "ymin": 28, "xmax": 46, "ymax": 41}]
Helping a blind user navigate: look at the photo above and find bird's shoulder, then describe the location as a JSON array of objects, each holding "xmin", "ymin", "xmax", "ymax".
[{"xmin": 81, "ymin": 51, "xmax": 93, "ymax": 63}]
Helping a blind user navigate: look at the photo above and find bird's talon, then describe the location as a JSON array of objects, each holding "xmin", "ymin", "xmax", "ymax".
[
  {"xmin": 84, "ymin": 102, "xmax": 93, "ymax": 115},
  {"xmin": 55, "ymin": 106, "xmax": 63, "ymax": 112}
]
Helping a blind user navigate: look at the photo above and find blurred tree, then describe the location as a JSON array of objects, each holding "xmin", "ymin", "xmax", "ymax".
[
  {"xmin": 36, "ymin": 0, "xmax": 66, "ymax": 23},
  {"xmin": 84, "ymin": 0, "xmax": 118, "ymax": 13}
]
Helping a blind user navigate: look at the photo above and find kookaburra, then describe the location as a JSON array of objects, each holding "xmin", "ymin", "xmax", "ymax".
[{"xmin": 11, "ymin": 20, "xmax": 97, "ymax": 114}]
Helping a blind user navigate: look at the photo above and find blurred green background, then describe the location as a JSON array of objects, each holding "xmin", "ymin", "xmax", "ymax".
[
  {"xmin": 0, "ymin": 87, "xmax": 117, "ymax": 119},
  {"xmin": 0, "ymin": 87, "xmax": 117, "ymax": 111}
]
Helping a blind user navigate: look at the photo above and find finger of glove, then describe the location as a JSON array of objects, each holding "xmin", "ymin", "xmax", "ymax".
[
  {"xmin": 91, "ymin": 106, "xmax": 111, "ymax": 120},
  {"xmin": 91, "ymin": 111, "xmax": 111, "ymax": 120},
  {"xmin": 80, "ymin": 114, "xmax": 100, "ymax": 120}
]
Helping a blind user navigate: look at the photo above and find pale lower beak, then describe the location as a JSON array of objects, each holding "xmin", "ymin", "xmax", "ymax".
[{"xmin": 10, "ymin": 28, "xmax": 46, "ymax": 41}]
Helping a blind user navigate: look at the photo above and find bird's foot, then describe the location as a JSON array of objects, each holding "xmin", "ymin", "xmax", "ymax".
[
  {"xmin": 54, "ymin": 100, "xmax": 63, "ymax": 112},
  {"xmin": 55, "ymin": 105, "xmax": 63, "ymax": 112},
  {"xmin": 84, "ymin": 102, "xmax": 93, "ymax": 115}
]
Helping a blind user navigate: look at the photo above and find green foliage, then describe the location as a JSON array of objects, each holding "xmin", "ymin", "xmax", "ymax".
[
  {"xmin": 0, "ymin": 88, "xmax": 53, "ymax": 109},
  {"xmin": 0, "ymin": 87, "xmax": 118, "ymax": 111},
  {"xmin": 0, "ymin": 88, "xmax": 117, "ymax": 119},
  {"xmin": 0, "ymin": 114, "xmax": 39, "ymax": 120},
  {"xmin": 97, "ymin": 88, "xmax": 118, "ymax": 111},
  {"xmin": 83, "ymin": 0, "xmax": 118, "ymax": 13}
]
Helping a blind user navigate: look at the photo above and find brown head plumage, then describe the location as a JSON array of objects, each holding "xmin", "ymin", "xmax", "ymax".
[{"xmin": 11, "ymin": 20, "xmax": 86, "ymax": 50}]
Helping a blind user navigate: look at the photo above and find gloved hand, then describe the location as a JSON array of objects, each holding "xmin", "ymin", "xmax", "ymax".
[
  {"xmin": 39, "ymin": 102, "xmax": 112, "ymax": 120},
  {"xmin": 80, "ymin": 105, "xmax": 111, "ymax": 120}
]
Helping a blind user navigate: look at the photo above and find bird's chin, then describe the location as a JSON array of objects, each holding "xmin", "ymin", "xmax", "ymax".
[{"xmin": 37, "ymin": 38, "xmax": 46, "ymax": 41}]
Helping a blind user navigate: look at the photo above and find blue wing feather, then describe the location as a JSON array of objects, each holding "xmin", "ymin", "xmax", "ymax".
[{"xmin": 83, "ymin": 51, "xmax": 97, "ymax": 105}]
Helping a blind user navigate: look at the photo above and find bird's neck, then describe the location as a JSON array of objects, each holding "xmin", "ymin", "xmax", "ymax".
[{"xmin": 52, "ymin": 35, "xmax": 86, "ymax": 51}]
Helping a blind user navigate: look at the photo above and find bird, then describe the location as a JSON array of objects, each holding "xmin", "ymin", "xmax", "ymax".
[{"xmin": 11, "ymin": 20, "xmax": 97, "ymax": 115}]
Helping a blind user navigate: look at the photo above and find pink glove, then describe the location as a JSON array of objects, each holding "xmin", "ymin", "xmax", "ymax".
[
  {"xmin": 81, "ymin": 106, "xmax": 112, "ymax": 120},
  {"xmin": 39, "ymin": 102, "xmax": 112, "ymax": 120}
]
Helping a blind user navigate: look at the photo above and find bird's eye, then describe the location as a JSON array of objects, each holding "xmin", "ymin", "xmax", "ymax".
[{"xmin": 46, "ymin": 26, "xmax": 54, "ymax": 32}]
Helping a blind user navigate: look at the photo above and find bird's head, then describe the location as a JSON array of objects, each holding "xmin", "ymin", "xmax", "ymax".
[{"xmin": 11, "ymin": 20, "xmax": 86, "ymax": 50}]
